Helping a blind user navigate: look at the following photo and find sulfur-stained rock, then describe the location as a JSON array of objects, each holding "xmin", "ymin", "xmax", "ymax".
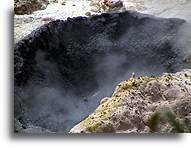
[{"xmin": 70, "ymin": 69, "xmax": 191, "ymax": 133}]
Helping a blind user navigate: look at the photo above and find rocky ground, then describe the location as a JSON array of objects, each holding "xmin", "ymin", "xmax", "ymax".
[
  {"xmin": 14, "ymin": 0, "xmax": 50, "ymax": 15},
  {"xmin": 70, "ymin": 69, "xmax": 191, "ymax": 133},
  {"xmin": 14, "ymin": 0, "xmax": 191, "ymax": 134},
  {"xmin": 14, "ymin": 0, "xmax": 191, "ymax": 43}
]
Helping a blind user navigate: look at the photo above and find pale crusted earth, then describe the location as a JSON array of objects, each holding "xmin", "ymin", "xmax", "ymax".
[
  {"xmin": 70, "ymin": 69, "xmax": 191, "ymax": 133},
  {"xmin": 14, "ymin": 0, "xmax": 191, "ymax": 43}
]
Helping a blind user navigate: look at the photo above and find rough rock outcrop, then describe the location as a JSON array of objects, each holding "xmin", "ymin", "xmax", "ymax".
[
  {"xmin": 14, "ymin": 0, "xmax": 49, "ymax": 15},
  {"xmin": 90, "ymin": 0, "xmax": 125, "ymax": 12},
  {"xmin": 70, "ymin": 69, "xmax": 191, "ymax": 133},
  {"xmin": 14, "ymin": 11, "xmax": 190, "ymax": 133},
  {"xmin": 14, "ymin": 11, "xmax": 186, "ymax": 89}
]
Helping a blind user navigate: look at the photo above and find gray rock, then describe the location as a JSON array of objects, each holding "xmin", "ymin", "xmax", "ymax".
[{"xmin": 14, "ymin": 0, "xmax": 49, "ymax": 15}]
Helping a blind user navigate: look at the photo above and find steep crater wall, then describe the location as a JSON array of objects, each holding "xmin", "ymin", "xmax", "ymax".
[{"xmin": 14, "ymin": 11, "xmax": 189, "ymax": 133}]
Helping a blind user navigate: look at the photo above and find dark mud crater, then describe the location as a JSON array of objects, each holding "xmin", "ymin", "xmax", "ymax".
[{"xmin": 14, "ymin": 11, "xmax": 189, "ymax": 133}]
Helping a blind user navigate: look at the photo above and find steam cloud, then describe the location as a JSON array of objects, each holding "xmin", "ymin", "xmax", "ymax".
[{"xmin": 14, "ymin": 11, "xmax": 191, "ymax": 133}]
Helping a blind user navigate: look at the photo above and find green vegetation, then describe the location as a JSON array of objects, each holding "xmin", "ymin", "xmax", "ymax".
[{"xmin": 148, "ymin": 109, "xmax": 191, "ymax": 133}]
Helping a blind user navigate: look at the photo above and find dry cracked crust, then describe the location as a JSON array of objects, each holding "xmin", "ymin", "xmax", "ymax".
[{"xmin": 70, "ymin": 69, "xmax": 191, "ymax": 133}]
